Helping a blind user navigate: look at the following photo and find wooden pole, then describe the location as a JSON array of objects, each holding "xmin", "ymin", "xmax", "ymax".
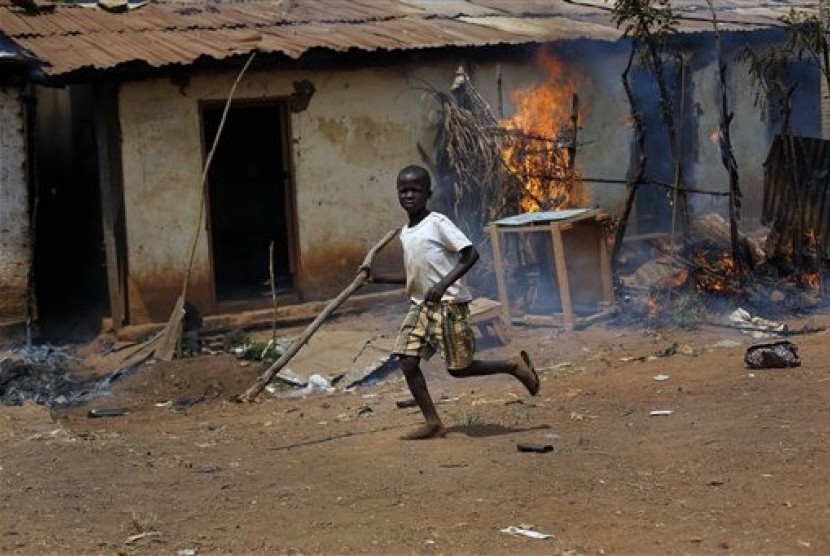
[
  {"xmin": 269, "ymin": 240, "xmax": 277, "ymax": 342},
  {"xmin": 94, "ymin": 82, "xmax": 126, "ymax": 330},
  {"xmin": 670, "ymin": 56, "xmax": 688, "ymax": 252},
  {"xmin": 238, "ymin": 227, "xmax": 400, "ymax": 402},
  {"xmin": 707, "ymin": 0, "xmax": 743, "ymax": 271},
  {"xmin": 496, "ymin": 64, "xmax": 504, "ymax": 120},
  {"xmin": 611, "ymin": 45, "xmax": 647, "ymax": 265},
  {"xmin": 487, "ymin": 224, "xmax": 512, "ymax": 337},
  {"xmin": 568, "ymin": 93, "xmax": 579, "ymax": 170}
]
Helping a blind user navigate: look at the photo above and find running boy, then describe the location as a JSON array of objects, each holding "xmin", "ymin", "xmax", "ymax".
[{"xmin": 361, "ymin": 164, "xmax": 539, "ymax": 440}]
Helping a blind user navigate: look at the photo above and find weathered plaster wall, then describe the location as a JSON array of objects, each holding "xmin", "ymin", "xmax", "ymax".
[
  {"xmin": 554, "ymin": 42, "xmax": 633, "ymax": 213},
  {"xmin": 291, "ymin": 66, "xmax": 437, "ymax": 293},
  {"xmin": 0, "ymin": 85, "xmax": 29, "ymax": 328},
  {"xmin": 119, "ymin": 82, "xmax": 209, "ymax": 321},
  {"xmin": 691, "ymin": 58, "xmax": 770, "ymax": 227},
  {"xmin": 119, "ymin": 65, "xmax": 444, "ymax": 320}
]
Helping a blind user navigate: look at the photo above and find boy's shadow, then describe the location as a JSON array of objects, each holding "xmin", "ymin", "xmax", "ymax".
[{"xmin": 445, "ymin": 423, "xmax": 551, "ymax": 438}]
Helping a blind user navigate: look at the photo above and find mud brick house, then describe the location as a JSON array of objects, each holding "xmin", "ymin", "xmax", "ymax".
[
  {"xmin": 0, "ymin": 36, "xmax": 36, "ymax": 335},
  {"xmin": 0, "ymin": 0, "xmax": 821, "ymax": 337}
]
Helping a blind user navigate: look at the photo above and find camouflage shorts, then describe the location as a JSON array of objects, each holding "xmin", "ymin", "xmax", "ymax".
[{"xmin": 393, "ymin": 302, "xmax": 475, "ymax": 370}]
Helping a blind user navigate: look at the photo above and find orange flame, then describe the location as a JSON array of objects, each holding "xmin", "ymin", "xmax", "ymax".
[
  {"xmin": 646, "ymin": 293, "xmax": 659, "ymax": 318},
  {"xmin": 501, "ymin": 52, "xmax": 583, "ymax": 212},
  {"xmin": 692, "ymin": 248, "xmax": 741, "ymax": 294},
  {"xmin": 803, "ymin": 271, "xmax": 820, "ymax": 290}
]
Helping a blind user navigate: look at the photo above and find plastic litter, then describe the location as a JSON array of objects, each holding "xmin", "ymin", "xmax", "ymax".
[
  {"xmin": 289, "ymin": 373, "xmax": 335, "ymax": 397},
  {"xmin": 500, "ymin": 526, "xmax": 553, "ymax": 539},
  {"xmin": 744, "ymin": 341, "xmax": 801, "ymax": 369},
  {"xmin": 729, "ymin": 308, "xmax": 786, "ymax": 338},
  {"xmin": 649, "ymin": 410, "xmax": 673, "ymax": 416}
]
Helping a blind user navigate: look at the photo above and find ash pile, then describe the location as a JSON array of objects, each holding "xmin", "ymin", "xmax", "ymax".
[{"xmin": 0, "ymin": 344, "xmax": 120, "ymax": 408}]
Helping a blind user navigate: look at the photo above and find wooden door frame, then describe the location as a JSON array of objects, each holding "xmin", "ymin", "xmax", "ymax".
[{"xmin": 198, "ymin": 97, "xmax": 300, "ymax": 308}]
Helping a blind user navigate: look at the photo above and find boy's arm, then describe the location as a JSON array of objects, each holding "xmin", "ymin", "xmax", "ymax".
[
  {"xmin": 423, "ymin": 244, "xmax": 479, "ymax": 303},
  {"xmin": 365, "ymin": 272, "xmax": 406, "ymax": 285},
  {"xmin": 358, "ymin": 263, "xmax": 406, "ymax": 285}
]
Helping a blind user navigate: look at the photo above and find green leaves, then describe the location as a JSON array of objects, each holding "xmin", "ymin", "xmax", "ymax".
[{"xmin": 610, "ymin": 0, "xmax": 679, "ymax": 40}]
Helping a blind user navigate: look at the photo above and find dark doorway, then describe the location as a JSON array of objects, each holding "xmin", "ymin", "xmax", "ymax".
[
  {"xmin": 32, "ymin": 86, "xmax": 109, "ymax": 342},
  {"xmin": 202, "ymin": 102, "xmax": 294, "ymax": 302}
]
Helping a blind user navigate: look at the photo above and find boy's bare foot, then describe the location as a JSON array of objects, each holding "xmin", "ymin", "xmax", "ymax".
[
  {"xmin": 514, "ymin": 350, "xmax": 540, "ymax": 396},
  {"xmin": 400, "ymin": 422, "xmax": 445, "ymax": 440}
]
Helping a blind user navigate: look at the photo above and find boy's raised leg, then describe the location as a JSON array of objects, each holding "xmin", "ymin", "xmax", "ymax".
[{"xmin": 447, "ymin": 351, "xmax": 539, "ymax": 396}]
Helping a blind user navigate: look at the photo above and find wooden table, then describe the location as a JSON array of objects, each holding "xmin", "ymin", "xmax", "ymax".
[{"xmin": 486, "ymin": 208, "xmax": 615, "ymax": 330}]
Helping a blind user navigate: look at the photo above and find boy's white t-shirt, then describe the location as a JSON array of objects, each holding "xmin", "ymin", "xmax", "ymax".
[{"xmin": 400, "ymin": 212, "xmax": 473, "ymax": 303}]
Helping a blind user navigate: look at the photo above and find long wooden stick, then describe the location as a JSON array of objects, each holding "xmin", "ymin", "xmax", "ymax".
[
  {"xmin": 155, "ymin": 52, "xmax": 257, "ymax": 362},
  {"xmin": 237, "ymin": 227, "xmax": 401, "ymax": 402}
]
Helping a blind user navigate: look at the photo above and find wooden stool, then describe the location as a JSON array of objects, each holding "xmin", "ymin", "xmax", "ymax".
[{"xmin": 469, "ymin": 297, "xmax": 509, "ymax": 345}]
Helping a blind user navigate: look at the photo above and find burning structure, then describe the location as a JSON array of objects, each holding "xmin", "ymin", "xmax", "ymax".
[
  {"xmin": 501, "ymin": 53, "xmax": 583, "ymax": 213},
  {"xmin": 426, "ymin": 35, "xmax": 829, "ymax": 329}
]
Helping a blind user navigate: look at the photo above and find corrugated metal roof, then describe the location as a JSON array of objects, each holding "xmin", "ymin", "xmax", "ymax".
[{"xmin": 0, "ymin": 0, "xmax": 819, "ymax": 78}]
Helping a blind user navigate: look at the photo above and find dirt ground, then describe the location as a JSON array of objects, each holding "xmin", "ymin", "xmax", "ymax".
[{"xmin": 1, "ymin": 301, "xmax": 830, "ymax": 555}]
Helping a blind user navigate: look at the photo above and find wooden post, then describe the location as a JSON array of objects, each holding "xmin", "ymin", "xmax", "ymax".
[
  {"xmin": 611, "ymin": 47, "xmax": 647, "ymax": 266},
  {"xmin": 496, "ymin": 64, "xmax": 504, "ymax": 120},
  {"xmin": 821, "ymin": 0, "xmax": 830, "ymax": 138},
  {"xmin": 487, "ymin": 224, "xmax": 512, "ymax": 337},
  {"xmin": 706, "ymin": 2, "xmax": 743, "ymax": 269},
  {"xmin": 549, "ymin": 222, "xmax": 573, "ymax": 329},
  {"xmin": 93, "ymin": 82, "xmax": 126, "ymax": 329},
  {"xmin": 568, "ymin": 93, "xmax": 579, "ymax": 170},
  {"xmin": 598, "ymin": 220, "xmax": 613, "ymax": 303}
]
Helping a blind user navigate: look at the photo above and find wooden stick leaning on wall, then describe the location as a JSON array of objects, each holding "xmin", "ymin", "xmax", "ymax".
[
  {"xmin": 154, "ymin": 51, "xmax": 257, "ymax": 362},
  {"xmin": 237, "ymin": 227, "xmax": 401, "ymax": 403}
]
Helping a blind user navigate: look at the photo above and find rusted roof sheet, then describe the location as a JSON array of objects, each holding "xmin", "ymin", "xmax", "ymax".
[{"xmin": 0, "ymin": 0, "xmax": 819, "ymax": 78}]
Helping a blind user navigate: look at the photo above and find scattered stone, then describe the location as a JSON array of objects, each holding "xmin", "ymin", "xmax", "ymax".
[
  {"xmin": 517, "ymin": 443, "xmax": 554, "ymax": 453},
  {"xmin": 172, "ymin": 395, "xmax": 205, "ymax": 412},
  {"xmin": 87, "ymin": 408, "xmax": 128, "ymax": 418},
  {"xmin": 195, "ymin": 463, "xmax": 221, "ymax": 474}
]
